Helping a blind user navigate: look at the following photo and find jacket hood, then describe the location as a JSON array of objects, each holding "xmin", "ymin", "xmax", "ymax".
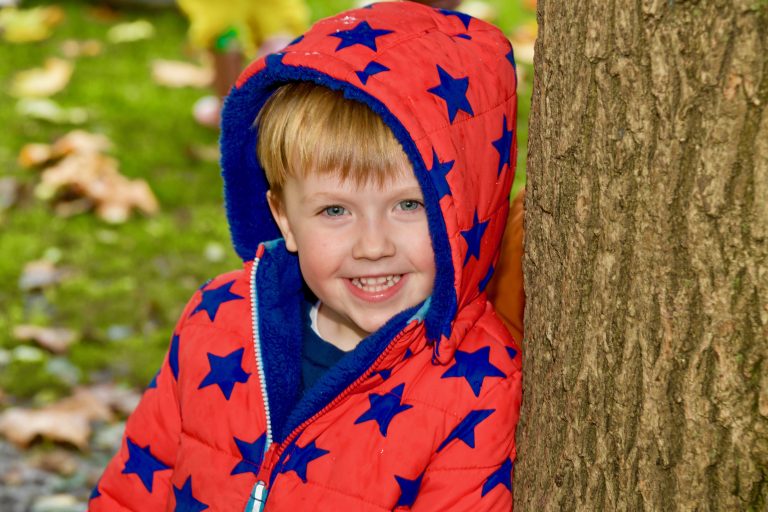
[{"xmin": 220, "ymin": 1, "xmax": 517, "ymax": 361}]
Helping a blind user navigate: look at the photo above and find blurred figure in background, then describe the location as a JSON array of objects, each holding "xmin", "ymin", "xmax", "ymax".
[{"xmin": 177, "ymin": 0, "xmax": 309, "ymax": 126}]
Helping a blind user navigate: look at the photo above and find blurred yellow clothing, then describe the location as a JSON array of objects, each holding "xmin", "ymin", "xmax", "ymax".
[{"xmin": 177, "ymin": 0, "xmax": 309, "ymax": 55}]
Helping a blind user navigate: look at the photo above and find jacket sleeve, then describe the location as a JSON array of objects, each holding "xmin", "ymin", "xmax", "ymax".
[
  {"xmin": 88, "ymin": 295, "xmax": 199, "ymax": 511},
  {"xmin": 411, "ymin": 370, "xmax": 522, "ymax": 512}
]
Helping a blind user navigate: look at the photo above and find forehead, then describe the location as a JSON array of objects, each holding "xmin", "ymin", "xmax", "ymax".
[{"xmin": 289, "ymin": 166, "xmax": 422, "ymax": 196}]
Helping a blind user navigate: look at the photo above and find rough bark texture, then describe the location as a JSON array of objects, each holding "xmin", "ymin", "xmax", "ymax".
[{"xmin": 516, "ymin": 0, "xmax": 768, "ymax": 510}]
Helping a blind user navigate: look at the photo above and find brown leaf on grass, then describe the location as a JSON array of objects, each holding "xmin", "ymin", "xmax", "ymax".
[
  {"xmin": 0, "ymin": 388, "xmax": 112, "ymax": 449},
  {"xmin": 107, "ymin": 19, "xmax": 154, "ymax": 43},
  {"xmin": 28, "ymin": 449, "xmax": 79, "ymax": 476},
  {"xmin": 13, "ymin": 325, "xmax": 77, "ymax": 354},
  {"xmin": 60, "ymin": 39, "xmax": 103, "ymax": 58},
  {"xmin": 16, "ymin": 98, "xmax": 89, "ymax": 125},
  {"xmin": 18, "ymin": 260, "xmax": 66, "ymax": 290},
  {"xmin": 0, "ymin": 6, "xmax": 65, "ymax": 43},
  {"xmin": 18, "ymin": 143, "xmax": 53, "ymax": 168},
  {"xmin": 87, "ymin": 383, "xmax": 141, "ymax": 416},
  {"xmin": 151, "ymin": 59, "xmax": 213, "ymax": 88},
  {"xmin": 51, "ymin": 129, "xmax": 112, "ymax": 156},
  {"xmin": 10, "ymin": 58, "xmax": 73, "ymax": 98}
]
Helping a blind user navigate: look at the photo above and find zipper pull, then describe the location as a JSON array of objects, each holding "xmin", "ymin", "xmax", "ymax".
[{"xmin": 244, "ymin": 480, "xmax": 268, "ymax": 512}]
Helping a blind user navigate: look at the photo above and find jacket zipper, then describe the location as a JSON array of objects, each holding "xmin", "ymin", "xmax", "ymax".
[{"xmin": 249, "ymin": 244, "xmax": 417, "ymax": 503}]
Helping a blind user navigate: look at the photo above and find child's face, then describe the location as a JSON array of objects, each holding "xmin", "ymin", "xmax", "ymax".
[{"xmin": 268, "ymin": 168, "xmax": 435, "ymax": 349}]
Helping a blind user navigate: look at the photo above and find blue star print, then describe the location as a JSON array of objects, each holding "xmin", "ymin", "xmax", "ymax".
[
  {"xmin": 394, "ymin": 471, "xmax": 424, "ymax": 507},
  {"xmin": 266, "ymin": 53, "xmax": 285, "ymax": 67},
  {"xmin": 147, "ymin": 369, "xmax": 159, "ymax": 389},
  {"xmin": 190, "ymin": 281, "xmax": 244, "ymax": 322},
  {"xmin": 479, "ymin": 265, "xmax": 494, "ymax": 292},
  {"xmin": 198, "ymin": 348, "xmax": 250, "ymax": 400},
  {"xmin": 482, "ymin": 458, "xmax": 513, "ymax": 496},
  {"xmin": 460, "ymin": 211, "xmax": 489, "ymax": 265},
  {"xmin": 356, "ymin": 61, "xmax": 390, "ymax": 85},
  {"xmin": 441, "ymin": 346, "xmax": 504, "ymax": 396},
  {"xmin": 122, "ymin": 437, "xmax": 170, "ymax": 492},
  {"xmin": 280, "ymin": 441, "xmax": 329, "ymax": 483},
  {"xmin": 492, "ymin": 115, "xmax": 514, "ymax": 177},
  {"xmin": 89, "ymin": 480, "xmax": 101, "ymax": 500},
  {"xmin": 506, "ymin": 347, "xmax": 518, "ymax": 361},
  {"xmin": 428, "ymin": 149, "xmax": 455, "ymax": 200},
  {"xmin": 427, "ymin": 65, "xmax": 474, "ymax": 123},
  {"xmin": 330, "ymin": 21, "xmax": 393, "ymax": 52},
  {"xmin": 439, "ymin": 8, "xmax": 473, "ymax": 29},
  {"xmin": 371, "ymin": 368, "xmax": 391, "ymax": 381},
  {"xmin": 354, "ymin": 383, "xmax": 413, "ymax": 436},
  {"xmin": 231, "ymin": 434, "xmax": 267, "ymax": 475},
  {"xmin": 169, "ymin": 333, "xmax": 180, "ymax": 380},
  {"xmin": 173, "ymin": 476, "xmax": 208, "ymax": 512},
  {"xmin": 437, "ymin": 409, "xmax": 495, "ymax": 452},
  {"xmin": 506, "ymin": 48, "xmax": 516, "ymax": 70}
]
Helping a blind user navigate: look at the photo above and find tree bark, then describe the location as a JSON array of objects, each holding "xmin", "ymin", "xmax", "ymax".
[{"xmin": 516, "ymin": 1, "xmax": 768, "ymax": 510}]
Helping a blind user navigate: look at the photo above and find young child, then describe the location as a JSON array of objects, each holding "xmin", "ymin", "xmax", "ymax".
[{"xmin": 91, "ymin": 2, "xmax": 522, "ymax": 510}]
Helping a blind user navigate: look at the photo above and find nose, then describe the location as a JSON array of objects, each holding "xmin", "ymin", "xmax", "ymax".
[{"xmin": 351, "ymin": 217, "xmax": 396, "ymax": 260}]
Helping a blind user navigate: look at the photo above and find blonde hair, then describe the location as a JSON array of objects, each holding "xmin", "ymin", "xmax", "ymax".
[{"xmin": 255, "ymin": 82, "xmax": 410, "ymax": 198}]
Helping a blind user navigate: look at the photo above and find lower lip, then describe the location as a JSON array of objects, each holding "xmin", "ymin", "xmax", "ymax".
[{"xmin": 345, "ymin": 274, "xmax": 407, "ymax": 303}]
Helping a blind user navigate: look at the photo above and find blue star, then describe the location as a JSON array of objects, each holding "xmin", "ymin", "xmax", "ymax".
[
  {"xmin": 288, "ymin": 35, "xmax": 304, "ymax": 46},
  {"xmin": 492, "ymin": 115, "xmax": 514, "ymax": 177},
  {"xmin": 441, "ymin": 346, "xmax": 504, "ymax": 397},
  {"xmin": 329, "ymin": 21, "xmax": 393, "ymax": 52},
  {"xmin": 266, "ymin": 53, "xmax": 285, "ymax": 67},
  {"xmin": 354, "ymin": 383, "xmax": 413, "ymax": 436},
  {"xmin": 122, "ymin": 437, "xmax": 170, "ymax": 492},
  {"xmin": 356, "ymin": 61, "xmax": 389, "ymax": 85},
  {"xmin": 147, "ymin": 369, "xmax": 159, "ymax": 389},
  {"xmin": 198, "ymin": 348, "xmax": 250, "ymax": 400},
  {"xmin": 455, "ymin": 33, "xmax": 472, "ymax": 40},
  {"xmin": 482, "ymin": 458, "xmax": 513, "ymax": 497},
  {"xmin": 479, "ymin": 265, "xmax": 494, "ymax": 292},
  {"xmin": 231, "ymin": 434, "xmax": 267, "ymax": 475},
  {"xmin": 403, "ymin": 348, "xmax": 413, "ymax": 360},
  {"xmin": 280, "ymin": 441, "xmax": 329, "ymax": 483},
  {"xmin": 506, "ymin": 48, "xmax": 516, "ymax": 70},
  {"xmin": 428, "ymin": 149, "xmax": 455, "ymax": 200},
  {"xmin": 460, "ymin": 211, "xmax": 489, "ymax": 266},
  {"xmin": 439, "ymin": 8, "xmax": 473, "ymax": 29},
  {"xmin": 371, "ymin": 368, "xmax": 391, "ymax": 381},
  {"xmin": 437, "ymin": 409, "xmax": 495, "ymax": 452},
  {"xmin": 169, "ymin": 333, "xmax": 180, "ymax": 380},
  {"xmin": 173, "ymin": 476, "xmax": 209, "ymax": 512},
  {"xmin": 190, "ymin": 281, "xmax": 244, "ymax": 322},
  {"xmin": 506, "ymin": 347, "xmax": 518, "ymax": 361},
  {"xmin": 394, "ymin": 471, "xmax": 424, "ymax": 507},
  {"xmin": 89, "ymin": 480, "xmax": 101, "ymax": 500},
  {"xmin": 428, "ymin": 65, "xmax": 474, "ymax": 123}
]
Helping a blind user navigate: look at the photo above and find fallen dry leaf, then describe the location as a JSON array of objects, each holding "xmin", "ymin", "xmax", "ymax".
[
  {"xmin": 28, "ymin": 449, "xmax": 79, "ymax": 476},
  {"xmin": 16, "ymin": 98, "xmax": 89, "ymax": 125},
  {"xmin": 13, "ymin": 325, "xmax": 77, "ymax": 354},
  {"xmin": 460, "ymin": 1, "xmax": 497, "ymax": 22},
  {"xmin": 10, "ymin": 58, "xmax": 73, "ymax": 98},
  {"xmin": 51, "ymin": 130, "xmax": 111, "ymax": 156},
  {"xmin": 151, "ymin": 59, "xmax": 212, "ymax": 88},
  {"xmin": 107, "ymin": 19, "xmax": 154, "ymax": 43},
  {"xmin": 87, "ymin": 383, "xmax": 141, "ymax": 416},
  {"xmin": 60, "ymin": 38, "xmax": 103, "ymax": 58},
  {"xmin": 18, "ymin": 259, "xmax": 66, "ymax": 290},
  {"xmin": 508, "ymin": 21, "xmax": 537, "ymax": 65},
  {"xmin": 0, "ymin": 5, "xmax": 64, "ymax": 43},
  {"xmin": 0, "ymin": 177, "xmax": 20, "ymax": 211},
  {"xmin": 18, "ymin": 142, "xmax": 53, "ymax": 168},
  {"xmin": 0, "ymin": 387, "xmax": 113, "ymax": 449}
]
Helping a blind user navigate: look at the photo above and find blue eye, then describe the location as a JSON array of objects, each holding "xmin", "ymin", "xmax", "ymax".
[
  {"xmin": 398, "ymin": 200, "xmax": 423, "ymax": 211},
  {"xmin": 323, "ymin": 205, "xmax": 347, "ymax": 217}
]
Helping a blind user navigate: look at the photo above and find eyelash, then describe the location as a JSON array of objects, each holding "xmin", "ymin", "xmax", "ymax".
[{"xmin": 319, "ymin": 200, "xmax": 424, "ymax": 217}]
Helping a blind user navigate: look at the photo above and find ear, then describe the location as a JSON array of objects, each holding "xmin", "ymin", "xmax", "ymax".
[{"xmin": 266, "ymin": 190, "xmax": 298, "ymax": 252}]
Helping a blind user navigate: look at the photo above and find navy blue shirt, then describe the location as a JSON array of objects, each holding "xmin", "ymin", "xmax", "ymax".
[{"xmin": 301, "ymin": 303, "xmax": 346, "ymax": 394}]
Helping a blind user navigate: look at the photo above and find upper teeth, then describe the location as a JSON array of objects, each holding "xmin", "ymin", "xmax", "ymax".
[{"xmin": 352, "ymin": 275, "xmax": 401, "ymax": 291}]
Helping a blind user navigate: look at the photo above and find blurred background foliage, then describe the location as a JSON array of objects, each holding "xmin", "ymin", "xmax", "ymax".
[{"xmin": 0, "ymin": 0, "xmax": 534, "ymax": 402}]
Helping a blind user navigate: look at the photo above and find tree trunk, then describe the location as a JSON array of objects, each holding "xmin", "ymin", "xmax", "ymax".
[{"xmin": 516, "ymin": 1, "xmax": 768, "ymax": 510}]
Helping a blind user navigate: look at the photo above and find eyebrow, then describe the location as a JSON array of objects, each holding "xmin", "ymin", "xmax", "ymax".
[{"xmin": 304, "ymin": 186, "xmax": 424, "ymax": 202}]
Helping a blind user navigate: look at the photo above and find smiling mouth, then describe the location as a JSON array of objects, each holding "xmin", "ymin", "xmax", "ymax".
[{"xmin": 350, "ymin": 275, "xmax": 402, "ymax": 293}]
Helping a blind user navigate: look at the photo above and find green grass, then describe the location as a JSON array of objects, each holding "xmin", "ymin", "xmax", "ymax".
[{"xmin": 0, "ymin": 0, "xmax": 533, "ymax": 403}]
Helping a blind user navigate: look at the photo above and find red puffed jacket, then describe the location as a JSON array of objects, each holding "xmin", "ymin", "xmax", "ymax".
[{"xmin": 91, "ymin": 2, "xmax": 521, "ymax": 510}]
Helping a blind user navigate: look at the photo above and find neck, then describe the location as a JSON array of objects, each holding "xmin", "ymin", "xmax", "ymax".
[{"xmin": 316, "ymin": 303, "xmax": 368, "ymax": 352}]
